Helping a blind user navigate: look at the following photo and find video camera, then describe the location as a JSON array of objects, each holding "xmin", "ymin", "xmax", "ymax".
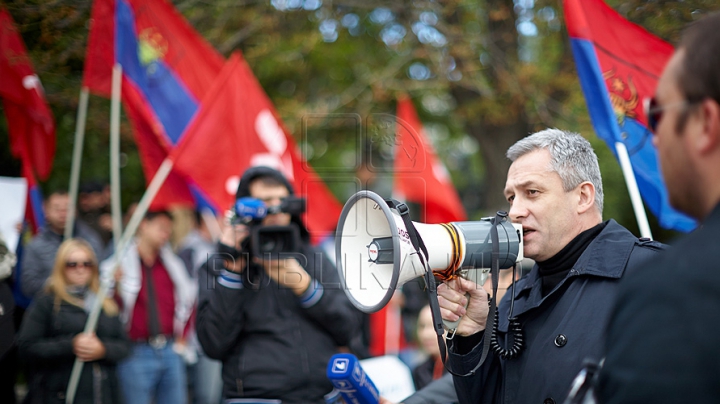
[{"xmin": 229, "ymin": 196, "xmax": 306, "ymax": 259}]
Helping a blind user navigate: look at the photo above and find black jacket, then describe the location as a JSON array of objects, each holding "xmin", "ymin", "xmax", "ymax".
[
  {"xmin": 17, "ymin": 293, "xmax": 131, "ymax": 404},
  {"xmin": 403, "ymin": 373, "xmax": 458, "ymax": 404},
  {"xmin": 599, "ymin": 204, "xmax": 720, "ymax": 403},
  {"xmin": 196, "ymin": 243, "xmax": 361, "ymax": 403},
  {"xmin": 412, "ymin": 356, "xmax": 447, "ymax": 391},
  {"xmin": 449, "ymin": 220, "xmax": 664, "ymax": 404}
]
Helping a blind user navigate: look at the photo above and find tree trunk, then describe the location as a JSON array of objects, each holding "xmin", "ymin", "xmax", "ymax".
[
  {"xmin": 451, "ymin": 0, "xmax": 530, "ymax": 213},
  {"xmin": 469, "ymin": 117, "xmax": 528, "ymax": 213}
]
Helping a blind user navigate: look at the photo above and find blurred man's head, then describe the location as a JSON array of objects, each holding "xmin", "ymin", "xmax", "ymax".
[
  {"xmin": 78, "ymin": 181, "xmax": 105, "ymax": 213},
  {"xmin": 504, "ymin": 129, "xmax": 603, "ymax": 262},
  {"xmin": 651, "ymin": 12, "xmax": 720, "ymax": 220},
  {"xmin": 249, "ymin": 177, "xmax": 292, "ymax": 227},
  {"xmin": 236, "ymin": 166, "xmax": 295, "ymax": 227},
  {"xmin": 137, "ymin": 210, "xmax": 173, "ymax": 250},
  {"xmin": 44, "ymin": 190, "xmax": 69, "ymax": 234}
]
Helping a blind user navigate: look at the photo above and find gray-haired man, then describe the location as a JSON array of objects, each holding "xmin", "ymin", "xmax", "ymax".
[{"xmin": 439, "ymin": 129, "xmax": 664, "ymax": 403}]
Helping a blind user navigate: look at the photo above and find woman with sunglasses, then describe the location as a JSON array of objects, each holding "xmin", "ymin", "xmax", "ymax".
[{"xmin": 17, "ymin": 238, "xmax": 131, "ymax": 404}]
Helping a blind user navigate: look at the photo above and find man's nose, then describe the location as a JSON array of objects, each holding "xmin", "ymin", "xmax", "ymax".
[{"xmin": 508, "ymin": 199, "xmax": 527, "ymax": 222}]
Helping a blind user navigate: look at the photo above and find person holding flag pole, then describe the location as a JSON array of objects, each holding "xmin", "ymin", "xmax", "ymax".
[{"xmin": 64, "ymin": 158, "xmax": 179, "ymax": 404}]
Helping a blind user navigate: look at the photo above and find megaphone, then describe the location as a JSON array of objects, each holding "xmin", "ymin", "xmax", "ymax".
[{"xmin": 335, "ymin": 190, "xmax": 523, "ymax": 316}]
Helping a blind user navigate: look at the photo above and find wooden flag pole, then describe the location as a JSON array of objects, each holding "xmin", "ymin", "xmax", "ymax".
[
  {"xmin": 615, "ymin": 141, "xmax": 653, "ymax": 239},
  {"xmin": 64, "ymin": 88, "xmax": 90, "ymax": 240},
  {"xmin": 65, "ymin": 158, "xmax": 175, "ymax": 404},
  {"xmin": 110, "ymin": 63, "xmax": 123, "ymax": 250}
]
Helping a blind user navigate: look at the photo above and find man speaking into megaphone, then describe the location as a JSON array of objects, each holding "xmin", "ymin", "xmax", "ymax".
[
  {"xmin": 432, "ymin": 130, "xmax": 665, "ymax": 404},
  {"xmin": 348, "ymin": 130, "xmax": 666, "ymax": 404}
]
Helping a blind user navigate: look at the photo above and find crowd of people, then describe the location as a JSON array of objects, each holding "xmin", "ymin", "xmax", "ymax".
[
  {"xmin": 0, "ymin": 166, "xmax": 449, "ymax": 404},
  {"xmin": 0, "ymin": 10, "xmax": 719, "ymax": 404}
]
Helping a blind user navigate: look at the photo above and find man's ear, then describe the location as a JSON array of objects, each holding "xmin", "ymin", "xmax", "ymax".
[
  {"xmin": 577, "ymin": 182, "xmax": 596, "ymax": 214},
  {"xmin": 697, "ymin": 98, "xmax": 720, "ymax": 155}
]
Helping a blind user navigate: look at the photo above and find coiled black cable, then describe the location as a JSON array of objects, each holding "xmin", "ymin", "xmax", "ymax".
[
  {"xmin": 489, "ymin": 263, "xmax": 525, "ymax": 360},
  {"xmin": 490, "ymin": 311, "xmax": 524, "ymax": 359}
]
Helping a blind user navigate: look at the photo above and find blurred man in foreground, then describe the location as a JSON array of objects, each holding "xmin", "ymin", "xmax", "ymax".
[{"xmin": 599, "ymin": 12, "xmax": 720, "ymax": 402}]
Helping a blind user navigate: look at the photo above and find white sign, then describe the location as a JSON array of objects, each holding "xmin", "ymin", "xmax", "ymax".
[
  {"xmin": 0, "ymin": 176, "xmax": 27, "ymax": 254},
  {"xmin": 360, "ymin": 355, "xmax": 416, "ymax": 403}
]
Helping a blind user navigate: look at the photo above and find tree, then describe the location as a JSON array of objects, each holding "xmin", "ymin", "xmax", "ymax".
[{"xmin": 1, "ymin": 0, "xmax": 718, "ymax": 241}]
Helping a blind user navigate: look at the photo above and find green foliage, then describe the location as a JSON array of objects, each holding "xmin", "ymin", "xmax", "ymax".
[{"xmin": 1, "ymin": 0, "xmax": 718, "ymax": 242}]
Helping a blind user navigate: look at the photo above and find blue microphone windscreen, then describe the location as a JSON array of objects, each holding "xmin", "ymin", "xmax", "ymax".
[
  {"xmin": 235, "ymin": 197, "xmax": 267, "ymax": 220},
  {"xmin": 327, "ymin": 353, "xmax": 379, "ymax": 404}
]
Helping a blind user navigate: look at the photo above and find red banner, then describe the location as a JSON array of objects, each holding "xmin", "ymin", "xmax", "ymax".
[
  {"xmin": 0, "ymin": 8, "xmax": 56, "ymax": 181},
  {"xmin": 394, "ymin": 96, "xmax": 466, "ymax": 223}
]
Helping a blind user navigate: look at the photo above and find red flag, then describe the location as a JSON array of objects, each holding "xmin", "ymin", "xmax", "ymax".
[
  {"xmin": 0, "ymin": 8, "xmax": 56, "ymax": 181},
  {"xmin": 171, "ymin": 53, "xmax": 342, "ymax": 239},
  {"xmin": 563, "ymin": 0, "xmax": 696, "ymax": 232},
  {"xmin": 368, "ymin": 303, "xmax": 407, "ymax": 357},
  {"xmin": 82, "ymin": 0, "xmax": 115, "ymax": 97},
  {"xmin": 83, "ymin": 0, "xmax": 223, "ymax": 101},
  {"xmin": 82, "ymin": 0, "xmax": 224, "ymax": 210},
  {"xmin": 394, "ymin": 96, "xmax": 466, "ymax": 223},
  {"xmin": 123, "ymin": 100, "xmax": 196, "ymax": 209}
]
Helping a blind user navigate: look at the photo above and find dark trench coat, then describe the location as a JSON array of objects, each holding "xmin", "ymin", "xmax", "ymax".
[{"xmin": 449, "ymin": 220, "xmax": 664, "ymax": 404}]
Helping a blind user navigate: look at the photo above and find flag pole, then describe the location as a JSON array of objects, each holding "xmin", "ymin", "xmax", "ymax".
[
  {"xmin": 200, "ymin": 207, "xmax": 221, "ymax": 242},
  {"xmin": 615, "ymin": 141, "xmax": 653, "ymax": 239},
  {"xmin": 65, "ymin": 88, "xmax": 90, "ymax": 240},
  {"xmin": 110, "ymin": 63, "xmax": 123, "ymax": 250},
  {"xmin": 65, "ymin": 157, "xmax": 175, "ymax": 404}
]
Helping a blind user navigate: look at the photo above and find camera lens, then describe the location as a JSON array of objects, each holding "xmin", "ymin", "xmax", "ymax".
[
  {"xmin": 259, "ymin": 232, "xmax": 290, "ymax": 254},
  {"xmin": 260, "ymin": 237, "xmax": 278, "ymax": 253},
  {"xmin": 252, "ymin": 224, "xmax": 301, "ymax": 258}
]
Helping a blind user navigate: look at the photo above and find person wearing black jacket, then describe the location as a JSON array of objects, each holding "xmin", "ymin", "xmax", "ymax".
[
  {"xmin": 438, "ymin": 130, "xmax": 664, "ymax": 404},
  {"xmin": 196, "ymin": 166, "xmax": 360, "ymax": 403},
  {"xmin": 599, "ymin": 12, "xmax": 720, "ymax": 403},
  {"xmin": 17, "ymin": 239, "xmax": 130, "ymax": 404}
]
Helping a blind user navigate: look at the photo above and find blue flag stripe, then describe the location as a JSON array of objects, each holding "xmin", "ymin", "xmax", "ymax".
[
  {"xmin": 115, "ymin": 0, "xmax": 199, "ymax": 145},
  {"xmin": 570, "ymin": 38, "xmax": 697, "ymax": 232}
]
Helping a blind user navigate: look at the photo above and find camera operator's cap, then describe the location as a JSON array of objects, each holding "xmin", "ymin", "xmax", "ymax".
[{"xmin": 235, "ymin": 166, "xmax": 295, "ymax": 198}]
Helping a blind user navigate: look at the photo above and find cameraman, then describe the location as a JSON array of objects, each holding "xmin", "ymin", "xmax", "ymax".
[{"xmin": 196, "ymin": 166, "xmax": 360, "ymax": 403}]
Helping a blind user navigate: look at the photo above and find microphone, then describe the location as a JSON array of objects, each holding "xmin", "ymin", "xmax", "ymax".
[
  {"xmin": 233, "ymin": 197, "xmax": 268, "ymax": 224},
  {"xmin": 327, "ymin": 353, "xmax": 380, "ymax": 404}
]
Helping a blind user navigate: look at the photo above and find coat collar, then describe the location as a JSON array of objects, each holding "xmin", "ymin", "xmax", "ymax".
[{"xmin": 513, "ymin": 219, "xmax": 635, "ymax": 300}]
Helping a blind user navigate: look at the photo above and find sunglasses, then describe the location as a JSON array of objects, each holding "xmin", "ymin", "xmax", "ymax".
[
  {"xmin": 66, "ymin": 261, "xmax": 94, "ymax": 269},
  {"xmin": 643, "ymin": 96, "xmax": 700, "ymax": 134}
]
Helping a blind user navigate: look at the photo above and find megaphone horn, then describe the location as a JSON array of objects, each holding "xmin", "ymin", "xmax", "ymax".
[{"xmin": 335, "ymin": 190, "xmax": 523, "ymax": 314}]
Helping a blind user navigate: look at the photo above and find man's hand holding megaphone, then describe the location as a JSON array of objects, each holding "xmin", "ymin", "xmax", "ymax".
[
  {"xmin": 437, "ymin": 277, "xmax": 490, "ymax": 337},
  {"xmin": 335, "ymin": 191, "xmax": 522, "ymax": 322}
]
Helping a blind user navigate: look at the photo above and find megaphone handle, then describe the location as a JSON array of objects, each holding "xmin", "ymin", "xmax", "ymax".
[
  {"xmin": 443, "ymin": 267, "xmax": 489, "ymax": 332},
  {"xmin": 442, "ymin": 292, "xmax": 471, "ymax": 331}
]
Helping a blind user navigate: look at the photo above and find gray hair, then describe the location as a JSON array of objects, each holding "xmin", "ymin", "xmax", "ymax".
[{"xmin": 506, "ymin": 128, "xmax": 604, "ymax": 215}]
